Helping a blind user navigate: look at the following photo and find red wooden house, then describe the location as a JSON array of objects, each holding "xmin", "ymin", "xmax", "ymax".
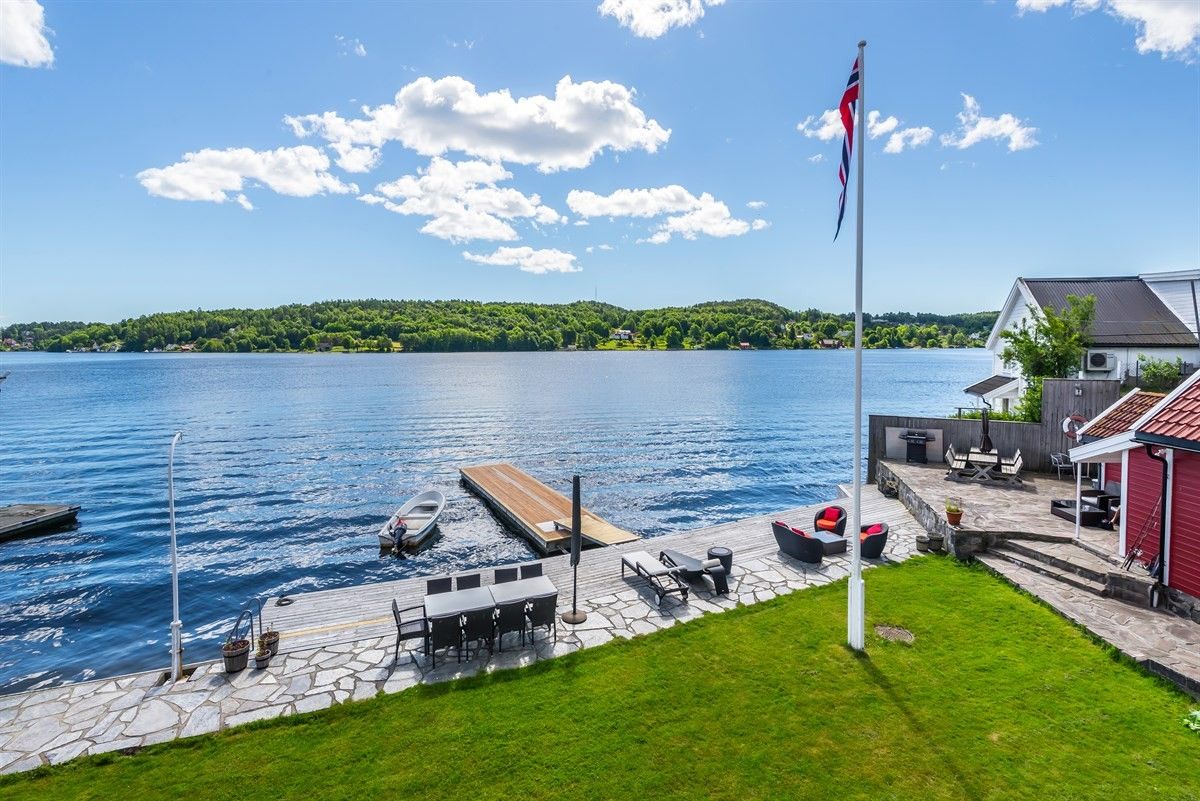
[{"xmin": 1070, "ymin": 371, "xmax": 1200, "ymax": 616}]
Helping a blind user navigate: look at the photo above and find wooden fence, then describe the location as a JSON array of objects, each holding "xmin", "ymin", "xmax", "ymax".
[{"xmin": 867, "ymin": 378, "xmax": 1120, "ymax": 480}]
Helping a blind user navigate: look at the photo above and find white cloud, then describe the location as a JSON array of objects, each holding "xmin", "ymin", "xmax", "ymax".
[
  {"xmin": 884, "ymin": 126, "xmax": 935, "ymax": 154},
  {"xmin": 796, "ymin": 109, "xmax": 844, "ymax": 141},
  {"xmin": 285, "ymin": 74, "xmax": 670, "ymax": 174},
  {"xmin": 746, "ymin": 200, "xmax": 767, "ymax": 209},
  {"xmin": 802, "ymin": 108, "xmax": 931, "ymax": 154},
  {"xmin": 866, "ymin": 111, "xmax": 899, "ymax": 139},
  {"xmin": 751, "ymin": 219, "xmax": 770, "ymax": 231},
  {"xmin": 463, "ymin": 246, "xmax": 580, "ymax": 274},
  {"xmin": 1015, "ymin": 0, "xmax": 1198, "ymax": 59},
  {"xmin": 137, "ymin": 146, "xmax": 357, "ymax": 206},
  {"xmin": 1, "ymin": 0, "xmax": 53, "ymax": 68},
  {"xmin": 568, "ymin": 185, "xmax": 765, "ymax": 245},
  {"xmin": 573, "ymin": 219, "xmax": 590, "ymax": 226},
  {"xmin": 940, "ymin": 94, "xmax": 1038, "ymax": 151},
  {"xmin": 335, "ymin": 35, "xmax": 367, "ymax": 57},
  {"xmin": 597, "ymin": 0, "xmax": 725, "ymax": 39},
  {"xmin": 1015, "ymin": 0, "xmax": 1069, "ymax": 11},
  {"xmin": 598, "ymin": 243, "xmax": 614, "ymax": 250},
  {"xmin": 360, "ymin": 157, "xmax": 565, "ymax": 243}
]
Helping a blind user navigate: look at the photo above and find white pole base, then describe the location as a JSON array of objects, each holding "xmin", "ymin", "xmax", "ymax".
[{"xmin": 847, "ymin": 577, "xmax": 866, "ymax": 651}]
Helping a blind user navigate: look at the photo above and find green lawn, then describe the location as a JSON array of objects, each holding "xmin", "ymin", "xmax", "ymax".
[{"xmin": 4, "ymin": 558, "xmax": 1197, "ymax": 801}]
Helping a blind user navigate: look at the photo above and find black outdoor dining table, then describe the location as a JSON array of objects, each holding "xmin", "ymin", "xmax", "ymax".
[
  {"xmin": 487, "ymin": 576, "xmax": 557, "ymax": 605},
  {"xmin": 423, "ymin": 586, "xmax": 496, "ymax": 618},
  {"xmin": 423, "ymin": 576, "xmax": 558, "ymax": 617}
]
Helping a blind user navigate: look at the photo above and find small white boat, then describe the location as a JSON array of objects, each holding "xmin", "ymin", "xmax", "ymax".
[{"xmin": 378, "ymin": 490, "xmax": 445, "ymax": 549}]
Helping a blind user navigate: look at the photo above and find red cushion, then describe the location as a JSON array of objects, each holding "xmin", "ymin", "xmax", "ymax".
[
  {"xmin": 822, "ymin": 508, "xmax": 841, "ymax": 521},
  {"xmin": 790, "ymin": 527, "xmax": 812, "ymax": 538},
  {"xmin": 865, "ymin": 523, "xmax": 884, "ymax": 535},
  {"xmin": 774, "ymin": 520, "xmax": 789, "ymax": 529},
  {"xmin": 815, "ymin": 519, "xmax": 838, "ymax": 531}
]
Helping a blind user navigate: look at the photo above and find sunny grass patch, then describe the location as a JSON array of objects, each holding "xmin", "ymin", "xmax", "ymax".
[{"xmin": 3, "ymin": 558, "xmax": 1197, "ymax": 801}]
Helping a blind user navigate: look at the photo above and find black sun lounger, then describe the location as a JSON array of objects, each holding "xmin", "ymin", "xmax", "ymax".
[
  {"xmin": 621, "ymin": 550, "xmax": 689, "ymax": 604},
  {"xmin": 658, "ymin": 548, "xmax": 730, "ymax": 595}
]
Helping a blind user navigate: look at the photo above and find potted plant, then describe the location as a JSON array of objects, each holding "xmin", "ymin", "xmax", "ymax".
[
  {"xmin": 222, "ymin": 635, "xmax": 250, "ymax": 673},
  {"xmin": 945, "ymin": 497, "xmax": 964, "ymax": 527},
  {"xmin": 253, "ymin": 637, "xmax": 272, "ymax": 670},
  {"xmin": 260, "ymin": 625, "xmax": 280, "ymax": 657}
]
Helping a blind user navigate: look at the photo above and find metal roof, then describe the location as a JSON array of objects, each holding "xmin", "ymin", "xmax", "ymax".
[
  {"xmin": 1022, "ymin": 277, "xmax": 1198, "ymax": 347},
  {"xmin": 963, "ymin": 374, "xmax": 1018, "ymax": 397}
]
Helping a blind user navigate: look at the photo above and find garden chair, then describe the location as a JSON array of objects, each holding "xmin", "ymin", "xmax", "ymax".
[
  {"xmin": 456, "ymin": 573, "xmax": 482, "ymax": 590},
  {"xmin": 494, "ymin": 567, "xmax": 518, "ymax": 584},
  {"xmin": 426, "ymin": 577, "xmax": 452, "ymax": 595},
  {"xmin": 859, "ymin": 523, "xmax": 889, "ymax": 560},
  {"xmin": 812, "ymin": 505, "xmax": 847, "ymax": 536},
  {"xmin": 770, "ymin": 521, "xmax": 824, "ymax": 565},
  {"xmin": 620, "ymin": 550, "xmax": 689, "ymax": 605},
  {"xmin": 519, "ymin": 563, "xmax": 543, "ymax": 579},
  {"xmin": 526, "ymin": 593, "xmax": 558, "ymax": 644},
  {"xmin": 391, "ymin": 599, "xmax": 427, "ymax": 664}
]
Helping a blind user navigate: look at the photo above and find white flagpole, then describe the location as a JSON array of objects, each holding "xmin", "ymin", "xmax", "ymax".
[{"xmin": 847, "ymin": 39, "xmax": 867, "ymax": 651}]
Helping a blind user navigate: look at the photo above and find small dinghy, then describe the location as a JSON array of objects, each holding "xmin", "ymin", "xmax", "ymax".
[{"xmin": 379, "ymin": 490, "xmax": 445, "ymax": 549}]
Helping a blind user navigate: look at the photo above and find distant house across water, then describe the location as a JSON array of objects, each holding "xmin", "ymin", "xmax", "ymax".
[
  {"xmin": 609, "ymin": 329, "xmax": 634, "ymax": 341},
  {"xmin": 968, "ymin": 270, "xmax": 1200, "ymax": 412}
]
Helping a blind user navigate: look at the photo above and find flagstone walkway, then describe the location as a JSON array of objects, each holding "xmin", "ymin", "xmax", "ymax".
[{"xmin": 0, "ymin": 491, "xmax": 920, "ymax": 775}]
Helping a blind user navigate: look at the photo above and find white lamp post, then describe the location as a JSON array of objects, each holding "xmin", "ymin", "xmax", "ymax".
[{"xmin": 168, "ymin": 431, "xmax": 184, "ymax": 682}]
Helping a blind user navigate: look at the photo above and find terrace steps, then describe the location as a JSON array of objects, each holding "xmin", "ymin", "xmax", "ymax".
[{"xmin": 983, "ymin": 545, "xmax": 1106, "ymax": 597}]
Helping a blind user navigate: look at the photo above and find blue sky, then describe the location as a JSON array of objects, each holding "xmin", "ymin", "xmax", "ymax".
[{"xmin": 1, "ymin": 0, "xmax": 1197, "ymax": 323}]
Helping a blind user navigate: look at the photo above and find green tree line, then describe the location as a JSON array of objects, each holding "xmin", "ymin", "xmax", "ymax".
[{"xmin": 3, "ymin": 299, "xmax": 998, "ymax": 353}]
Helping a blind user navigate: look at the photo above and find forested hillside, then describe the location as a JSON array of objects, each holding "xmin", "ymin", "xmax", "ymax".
[{"xmin": 3, "ymin": 300, "xmax": 998, "ymax": 353}]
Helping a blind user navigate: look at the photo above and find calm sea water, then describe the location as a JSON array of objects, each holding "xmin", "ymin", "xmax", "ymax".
[{"xmin": 0, "ymin": 349, "xmax": 988, "ymax": 692}]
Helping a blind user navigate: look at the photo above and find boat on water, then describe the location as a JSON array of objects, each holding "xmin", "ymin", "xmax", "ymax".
[{"xmin": 378, "ymin": 490, "xmax": 445, "ymax": 549}]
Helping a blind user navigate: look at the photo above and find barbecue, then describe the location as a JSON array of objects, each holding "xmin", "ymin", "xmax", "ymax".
[{"xmin": 899, "ymin": 430, "xmax": 934, "ymax": 464}]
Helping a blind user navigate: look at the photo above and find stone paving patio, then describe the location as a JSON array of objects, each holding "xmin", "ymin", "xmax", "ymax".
[{"xmin": 0, "ymin": 505, "xmax": 920, "ymax": 775}]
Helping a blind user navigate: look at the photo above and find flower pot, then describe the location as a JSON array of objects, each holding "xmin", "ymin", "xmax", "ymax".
[
  {"xmin": 261, "ymin": 630, "xmax": 280, "ymax": 657},
  {"xmin": 222, "ymin": 639, "xmax": 250, "ymax": 673},
  {"xmin": 915, "ymin": 533, "xmax": 930, "ymax": 553},
  {"xmin": 254, "ymin": 652, "xmax": 272, "ymax": 670},
  {"xmin": 946, "ymin": 511, "xmax": 963, "ymax": 527},
  {"xmin": 927, "ymin": 532, "xmax": 945, "ymax": 552}
]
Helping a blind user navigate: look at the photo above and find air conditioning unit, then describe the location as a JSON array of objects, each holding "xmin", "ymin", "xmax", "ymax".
[{"xmin": 1085, "ymin": 351, "xmax": 1115, "ymax": 371}]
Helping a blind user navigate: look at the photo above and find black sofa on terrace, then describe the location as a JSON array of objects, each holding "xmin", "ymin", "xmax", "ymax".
[{"xmin": 771, "ymin": 521, "xmax": 825, "ymax": 564}]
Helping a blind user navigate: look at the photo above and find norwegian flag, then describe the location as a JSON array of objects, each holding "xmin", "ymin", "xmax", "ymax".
[{"xmin": 834, "ymin": 56, "xmax": 860, "ymax": 241}]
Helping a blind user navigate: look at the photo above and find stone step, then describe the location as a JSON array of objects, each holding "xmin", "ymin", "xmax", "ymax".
[
  {"xmin": 995, "ymin": 539, "xmax": 1114, "ymax": 584},
  {"xmin": 986, "ymin": 545, "xmax": 1106, "ymax": 596}
]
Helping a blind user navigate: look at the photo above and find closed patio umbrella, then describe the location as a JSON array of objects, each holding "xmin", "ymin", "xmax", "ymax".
[
  {"xmin": 980, "ymin": 408, "xmax": 994, "ymax": 454},
  {"xmin": 562, "ymin": 474, "xmax": 587, "ymax": 625}
]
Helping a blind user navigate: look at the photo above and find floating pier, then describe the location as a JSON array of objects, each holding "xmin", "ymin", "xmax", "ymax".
[
  {"xmin": 0, "ymin": 504, "xmax": 80, "ymax": 542},
  {"xmin": 460, "ymin": 462, "xmax": 639, "ymax": 554}
]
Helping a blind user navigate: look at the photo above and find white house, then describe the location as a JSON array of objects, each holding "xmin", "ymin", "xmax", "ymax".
[{"xmin": 966, "ymin": 270, "xmax": 1200, "ymax": 412}]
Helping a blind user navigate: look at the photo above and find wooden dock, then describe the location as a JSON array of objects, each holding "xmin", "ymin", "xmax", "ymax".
[
  {"xmin": 460, "ymin": 463, "xmax": 639, "ymax": 554},
  {"xmin": 0, "ymin": 504, "xmax": 80, "ymax": 542},
  {"xmin": 261, "ymin": 489, "xmax": 914, "ymax": 654}
]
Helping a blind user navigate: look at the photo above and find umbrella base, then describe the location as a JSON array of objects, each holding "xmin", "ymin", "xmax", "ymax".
[{"xmin": 561, "ymin": 609, "xmax": 588, "ymax": 625}]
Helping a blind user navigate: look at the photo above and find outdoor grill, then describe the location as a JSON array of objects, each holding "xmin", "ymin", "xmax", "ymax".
[{"xmin": 899, "ymin": 430, "xmax": 934, "ymax": 464}]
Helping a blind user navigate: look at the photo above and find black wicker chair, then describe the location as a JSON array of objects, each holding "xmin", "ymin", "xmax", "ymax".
[
  {"xmin": 526, "ymin": 594, "xmax": 558, "ymax": 643},
  {"xmin": 495, "ymin": 599, "xmax": 528, "ymax": 651},
  {"xmin": 771, "ymin": 521, "xmax": 824, "ymax": 564},
  {"xmin": 812, "ymin": 505, "xmax": 848, "ymax": 537},
  {"xmin": 461, "ymin": 607, "xmax": 495, "ymax": 658},
  {"xmin": 494, "ymin": 567, "xmax": 519, "ymax": 584},
  {"xmin": 456, "ymin": 573, "xmax": 482, "ymax": 590},
  {"xmin": 426, "ymin": 612, "xmax": 462, "ymax": 667},
  {"xmin": 391, "ymin": 599, "xmax": 428, "ymax": 663},
  {"xmin": 520, "ymin": 563, "xmax": 543, "ymax": 579},
  {"xmin": 426, "ymin": 577, "xmax": 452, "ymax": 595},
  {"xmin": 859, "ymin": 523, "xmax": 889, "ymax": 560}
]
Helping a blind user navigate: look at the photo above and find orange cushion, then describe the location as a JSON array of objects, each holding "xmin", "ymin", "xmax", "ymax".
[{"xmin": 815, "ymin": 519, "xmax": 838, "ymax": 531}]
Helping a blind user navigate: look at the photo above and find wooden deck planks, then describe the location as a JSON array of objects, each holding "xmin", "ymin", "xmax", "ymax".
[
  {"xmin": 261, "ymin": 490, "xmax": 912, "ymax": 654},
  {"xmin": 0, "ymin": 504, "xmax": 80, "ymax": 542},
  {"xmin": 459, "ymin": 463, "xmax": 639, "ymax": 552}
]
